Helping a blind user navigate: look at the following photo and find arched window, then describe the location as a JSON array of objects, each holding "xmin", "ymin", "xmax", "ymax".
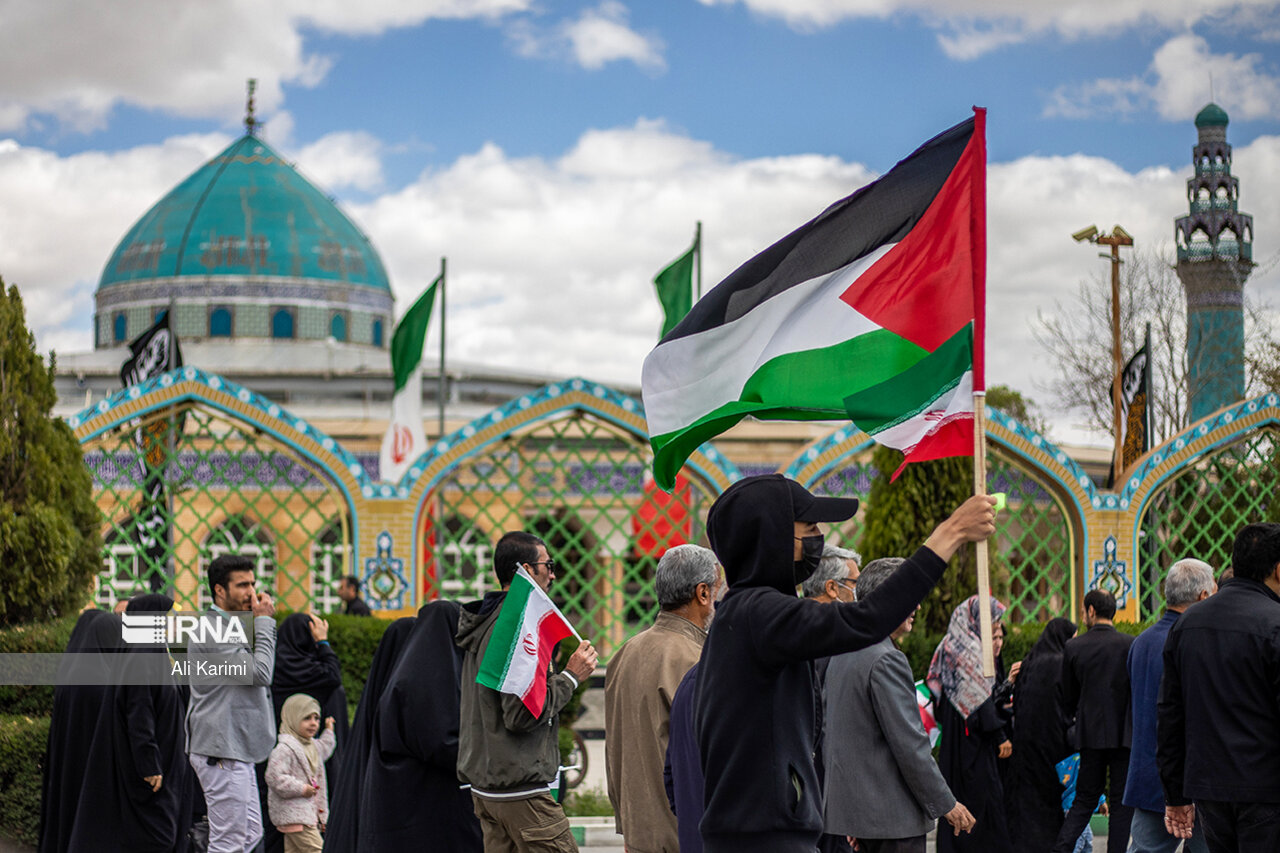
[
  {"xmin": 113, "ymin": 313, "xmax": 127, "ymax": 343},
  {"xmin": 372, "ymin": 319, "xmax": 384, "ymax": 348},
  {"xmin": 209, "ymin": 307, "xmax": 232, "ymax": 337},
  {"xmin": 330, "ymin": 312, "xmax": 347, "ymax": 342},
  {"xmin": 271, "ymin": 308, "xmax": 295, "ymax": 339}
]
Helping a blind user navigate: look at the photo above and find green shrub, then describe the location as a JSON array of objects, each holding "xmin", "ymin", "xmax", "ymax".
[
  {"xmin": 562, "ymin": 784, "xmax": 613, "ymax": 817},
  {"xmin": 0, "ymin": 714, "xmax": 50, "ymax": 846},
  {"xmin": 0, "ymin": 613, "xmax": 80, "ymax": 716}
]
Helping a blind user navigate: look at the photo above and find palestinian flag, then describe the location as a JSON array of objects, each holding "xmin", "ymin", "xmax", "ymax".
[
  {"xmin": 477, "ymin": 568, "xmax": 581, "ymax": 717},
  {"xmin": 642, "ymin": 110, "xmax": 986, "ymax": 489}
]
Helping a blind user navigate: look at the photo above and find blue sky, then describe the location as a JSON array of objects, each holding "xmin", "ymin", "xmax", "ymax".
[{"xmin": 3, "ymin": 0, "xmax": 1279, "ymax": 443}]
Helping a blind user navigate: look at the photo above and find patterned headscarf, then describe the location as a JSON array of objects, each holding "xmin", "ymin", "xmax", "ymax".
[
  {"xmin": 926, "ymin": 594, "xmax": 1007, "ymax": 719},
  {"xmin": 280, "ymin": 692, "xmax": 322, "ymax": 777}
]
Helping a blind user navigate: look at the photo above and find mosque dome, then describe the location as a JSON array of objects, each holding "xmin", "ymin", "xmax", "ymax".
[
  {"xmin": 94, "ymin": 127, "xmax": 393, "ymax": 352},
  {"xmin": 1195, "ymin": 103, "xmax": 1229, "ymax": 129}
]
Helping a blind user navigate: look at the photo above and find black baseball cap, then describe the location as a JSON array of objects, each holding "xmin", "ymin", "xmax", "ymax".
[{"xmin": 787, "ymin": 479, "xmax": 859, "ymax": 523}]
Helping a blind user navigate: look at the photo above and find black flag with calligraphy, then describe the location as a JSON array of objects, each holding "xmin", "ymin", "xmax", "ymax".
[
  {"xmin": 120, "ymin": 311, "xmax": 184, "ymax": 591},
  {"xmin": 1109, "ymin": 325, "xmax": 1151, "ymax": 487}
]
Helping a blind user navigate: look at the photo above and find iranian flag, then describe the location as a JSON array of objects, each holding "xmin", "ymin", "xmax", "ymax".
[
  {"xmin": 642, "ymin": 110, "xmax": 986, "ymax": 489},
  {"xmin": 379, "ymin": 278, "xmax": 439, "ymax": 483},
  {"xmin": 477, "ymin": 568, "xmax": 581, "ymax": 717}
]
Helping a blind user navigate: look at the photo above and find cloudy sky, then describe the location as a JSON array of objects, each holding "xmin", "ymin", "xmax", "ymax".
[{"xmin": 3, "ymin": 0, "xmax": 1279, "ymax": 445}]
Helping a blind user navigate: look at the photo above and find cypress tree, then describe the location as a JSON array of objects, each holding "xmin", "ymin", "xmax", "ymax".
[
  {"xmin": 0, "ymin": 282, "xmax": 101, "ymax": 624},
  {"xmin": 859, "ymin": 446, "xmax": 1007, "ymax": 635}
]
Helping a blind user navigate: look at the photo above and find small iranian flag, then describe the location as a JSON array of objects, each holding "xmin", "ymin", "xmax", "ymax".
[
  {"xmin": 915, "ymin": 680, "xmax": 940, "ymax": 747},
  {"xmin": 379, "ymin": 278, "xmax": 439, "ymax": 483},
  {"xmin": 642, "ymin": 110, "xmax": 986, "ymax": 488},
  {"xmin": 477, "ymin": 568, "xmax": 581, "ymax": 717}
]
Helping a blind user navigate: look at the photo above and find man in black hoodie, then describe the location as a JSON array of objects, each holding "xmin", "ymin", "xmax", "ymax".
[{"xmin": 694, "ymin": 474, "xmax": 995, "ymax": 853}]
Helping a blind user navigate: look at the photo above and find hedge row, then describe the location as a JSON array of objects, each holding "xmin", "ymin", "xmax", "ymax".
[{"xmin": 0, "ymin": 715, "xmax": 50, "ymax": 845}]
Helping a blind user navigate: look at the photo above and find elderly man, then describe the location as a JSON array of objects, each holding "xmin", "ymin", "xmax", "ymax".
[
  {"xmin": 694, "ymin": 473, "xmax": 995, "ymax": 853},
  {"xmin": 824, "ymin": 558, "xmax": 975, "ymax": 852},
  {"xmin": 801, "ymin": 545, "xmax": 862, "ymax": 603},
  {"xmin": 1124, "ymin": 559, "xmax": 1215, "ymax": 853},
  {"xmin": 1159, "ymin": 524, "xmax": 1280, "ymax": 851},
  {"xmin": 606, "ymin": 544, "xmax": 721, "ymax": 853}
]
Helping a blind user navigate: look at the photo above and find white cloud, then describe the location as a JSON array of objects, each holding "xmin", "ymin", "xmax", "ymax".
[
  {"xmin": 507, "ymin": 2, "xmax": 665, "ymax": 72},
  {"xmin": 1045, "ymin": 34, "xmax": 1280, "ymax": 122},
  {"xmin": 0, "ymin": 0, "xmax": 532, "ymax": 133},
  {"xmin": 296, "ymin": 131, "xmax": 386, "ymax": 193},
  {"xmin": 8, "ymin": 122, "xmax": 1279, "ymax": 445},
  {"xmin": 698, "ymin": 0, "xmax": 1279, "ymax": 58}
]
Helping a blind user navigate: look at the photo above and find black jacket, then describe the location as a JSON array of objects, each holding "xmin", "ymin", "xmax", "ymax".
[
  {"xmin": 693, "ymin": 474, "xmax": 947, "ymax": 853},
  {"xmin": 1061, "ymin": 623, "xmax": 1134, "ymax": 750},
  {"xmin": 1157, "ymin": 578, "xmax": 1280, "ymax": 805}
]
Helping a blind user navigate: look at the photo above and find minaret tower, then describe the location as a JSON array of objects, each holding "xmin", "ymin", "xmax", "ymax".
[{"xmin": 1175, "ymin": 102, "xmax": 1254, "ymax": 422}]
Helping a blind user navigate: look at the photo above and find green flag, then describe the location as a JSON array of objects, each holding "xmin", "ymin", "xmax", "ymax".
[
  {"xmin": 390, "ymin": 277, "xmax": 440, "ymax": 393},
  {"xmin": 654, "ymin": 240, "xmax": 696, "ymax": 339}
]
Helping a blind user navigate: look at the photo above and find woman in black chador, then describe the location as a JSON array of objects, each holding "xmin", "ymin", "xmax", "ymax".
[
  {"xmin": 357, "ymin": 600, "xmax": 481, "ymax": 852},
  {"xmin": 40, "ymin": 609, "xmax": 117, "ymax": 853},
  {"xmin": 322, "ymin": 616, "xmax": 416, "ymax": 853},
  {"xmin": 1006, "ymin": 617, "xmax": 1078, "ymax": 853},
  {"xmin": 71, "ymin": 594, "xmax": 194, "ymax": 852},
  {"xmin": 928, "ymin": 595, "xmax": 1015, "ymax": 853}
]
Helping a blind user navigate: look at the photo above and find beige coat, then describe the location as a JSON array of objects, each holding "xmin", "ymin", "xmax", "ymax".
[{"xmin": 604, "ymin": 611, "xmax": 706, "ymax": 853}]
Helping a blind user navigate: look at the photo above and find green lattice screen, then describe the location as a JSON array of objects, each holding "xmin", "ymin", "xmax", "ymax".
[
  {"xmin": 84, "ymin": 403, "xmax": 353, "ymax": 612},
  {"xmin": 1139, "ymin": 428, "xmax": 1280, "ymax": 618},
  {"xmin": 424, "ymin": 411, "xmax": 717, "ymax": 661},
  {"xmin": 988, "ymin": 454, "xmax": 1075, "ymax": 623},
  {"xmin": 808, "ymin": 448, "xmax": 1075, "ymax": 623}
]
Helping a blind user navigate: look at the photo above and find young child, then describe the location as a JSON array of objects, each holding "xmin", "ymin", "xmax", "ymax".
[{"xmin": 265, "ymin": 693, "xmax": 336, "ymax": 853}]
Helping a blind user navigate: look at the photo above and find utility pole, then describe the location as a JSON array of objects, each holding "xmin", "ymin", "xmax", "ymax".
[{"xmin": 1073, "ymin": 224, "xmax": 1134, "ymax": 487}]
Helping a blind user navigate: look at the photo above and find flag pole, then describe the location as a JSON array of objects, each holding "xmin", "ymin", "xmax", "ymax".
[
  {"xmin": 437, "ymin": 256, "xmax": 447, "ymax": 439},
  {"xmin": 695, "ymin": 221, "xmax": 702, "ymax": 300},
  {"xmin": 973, "ymin": 391, "xmax": 995, "ymax": 677}
]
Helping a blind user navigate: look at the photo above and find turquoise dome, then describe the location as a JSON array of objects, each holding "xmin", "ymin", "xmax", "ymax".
[
  {"xmin": 1195, "ymin": 103, "xmax": 1229, "ymax": 129},
  {"xmin": 99, "ymin": 134, "xmax": 389, "ymax": 291}
]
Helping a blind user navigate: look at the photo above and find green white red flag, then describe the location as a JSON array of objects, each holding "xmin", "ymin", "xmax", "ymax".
[
  {"xmin": 379, "ymin": 278, "xmax": 438, "ymax": 482},
  {"xmin": 476, "ymin": 568, "xmax": 581, "ymax": 717},
  {"xmin": 641, "ymin": 109, "xmax": 987, "ymax": 488}
]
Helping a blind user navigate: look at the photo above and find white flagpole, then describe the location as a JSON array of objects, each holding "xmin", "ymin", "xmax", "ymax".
[{"xmin": 973, "ymin": 391, "xmax": 995, "ymax": 677}]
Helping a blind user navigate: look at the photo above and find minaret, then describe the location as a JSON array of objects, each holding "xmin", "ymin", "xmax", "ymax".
[{"xmin": 1175, "ymin": 103, "xmax": 1254, "ymax": 421}]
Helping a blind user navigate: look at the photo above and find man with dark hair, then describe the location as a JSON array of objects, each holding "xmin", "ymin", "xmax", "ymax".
[
  {"xmin": 1053, "ymin": 588, "xmax": 1135, "ymax": 853},
  {"xmin": 823, "ymin": 558, "xmax": 975, "ymax": 852},
  {"xmin": 337, "ymin": 574, "xmax": 371, "ymax": 616},
  {"xmin": 1159, "ymin": 523, "xmax": 1280, "ymax": 851},
  {"xmin": 694, "ymin": 474, "xmax": 995, "ymax": 853},
  {"xmin": 188, "ymin": 553, "xmax": 277, "ymax": 853},
  {"xmin": 606, "ymin": 544, "xmax": 721, "ymax": 852},
  {"xmin": 457, "ymin": 530, "xmax": 596, "ymax": 851},
  {"xmin": 1124, "ymin": 559, "xmax": 1215, "ymax": 853}
]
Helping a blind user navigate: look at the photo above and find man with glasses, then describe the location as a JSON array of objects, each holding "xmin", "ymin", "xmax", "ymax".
[
  {"xmin": 457, "ymin": 531, "xmax": 596, "ymax": 852},
  {"xmin": 802, "ymin": 544, "xmax": 862, "ymax": 852}
]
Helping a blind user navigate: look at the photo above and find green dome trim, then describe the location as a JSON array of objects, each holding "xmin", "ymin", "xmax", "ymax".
[
  {"xmin": 1195, "ymin": 103, "xmax": 1229, "ymax": 128},
  {"xmin": 98, "ymin": 135, "xmax": 390, "ymax": 292}
]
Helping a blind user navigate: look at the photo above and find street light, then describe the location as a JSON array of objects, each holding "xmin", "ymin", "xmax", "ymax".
[{"xmin": 1074, "ymin": 225, "xmax": 1134, "ymax": 487}]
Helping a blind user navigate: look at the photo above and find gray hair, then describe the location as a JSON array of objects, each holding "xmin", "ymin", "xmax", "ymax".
[
  {"xmin": 855, "ymin": 557, "xmax": 906, "ymax": 601},
  {"xmin": 656, "ymin": 544, "xmax": 719, "ymax": 609},
  {"xmin": 1165, "ymin": 558, "xmax": 1215, "ymax": 607},
  {"xmin": 801, "ymin": 544, "xmax": 862, "ymax": 598}
]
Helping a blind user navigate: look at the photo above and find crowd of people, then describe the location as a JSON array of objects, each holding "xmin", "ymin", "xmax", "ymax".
[{"xmin": 37, "ymin": 474, "xmax": 1280, "ymax": 853}]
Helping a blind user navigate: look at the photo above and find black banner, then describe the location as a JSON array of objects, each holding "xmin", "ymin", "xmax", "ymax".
[
  {"xmin": 120, "ymin": 312, "xmax": 183, "ymax": 591},
  {"xmin": 1110, "ymin": 325, "xmax": 1152, "ymax": 487}
]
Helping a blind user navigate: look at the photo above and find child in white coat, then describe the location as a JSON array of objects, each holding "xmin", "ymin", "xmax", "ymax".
[{"xmin": 265, "ymin": 693, "xmax": 336, "ymax": 853}]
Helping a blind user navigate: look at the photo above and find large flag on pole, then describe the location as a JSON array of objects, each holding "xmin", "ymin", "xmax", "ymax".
[
  {"xmin": 642, "ymin": 110, "xmax": 986, "ymax": 489},
  {"xmin": 654, "ymin": 232, "xmax": 697, "ymax": 339},
  {"xmin": 1109, "ymin": 324, "xmax": 1152, "ymax": 486},
  {"xmin": 380, "ymin": 278, "xmax": 439, "ymax": 482},
  {"xmin": 120, "ymin": 310, "xmax": 184, "ymax": 591},
  {"xmin": 477, "ymin": 568, "xmax": 581, "ymax": 717}
]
